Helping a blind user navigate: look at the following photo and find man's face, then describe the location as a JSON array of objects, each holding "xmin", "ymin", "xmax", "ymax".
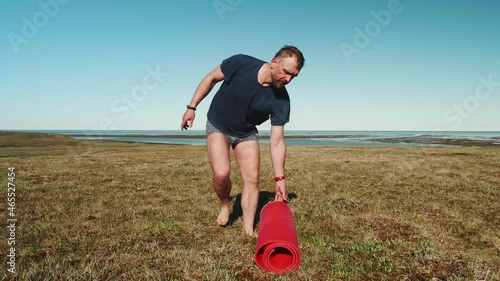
[{"xmin": 271, "ymin": 56, "xmax": 300, "ymax": 89}]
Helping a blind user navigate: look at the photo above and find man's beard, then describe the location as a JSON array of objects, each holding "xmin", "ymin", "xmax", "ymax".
[{"xmin": 271, "ymin": 77, "xmax": 284, "ymax": 89}]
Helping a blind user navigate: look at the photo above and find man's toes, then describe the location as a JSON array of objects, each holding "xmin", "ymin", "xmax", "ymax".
[{"xmin": 216, "ymin": 205, "xmax": 230, "ymax": 226}]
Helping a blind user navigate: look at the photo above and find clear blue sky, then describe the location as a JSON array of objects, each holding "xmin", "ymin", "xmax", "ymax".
[{"xmin": 1, "ymin": 0, "xmax": 499, "ymax": 131}]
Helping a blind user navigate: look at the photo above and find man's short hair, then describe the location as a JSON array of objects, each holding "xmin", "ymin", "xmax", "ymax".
[{"xmin": 274, "ymin": 45, "xmax": 305, "ymax": 69}]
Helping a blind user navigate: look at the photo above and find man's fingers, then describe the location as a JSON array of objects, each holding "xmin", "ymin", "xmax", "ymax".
[
  {"xmin": 181, "ymin": 120, "xmax": 188, "ymax": 130},
  {"xmin": 187, "ymin": 116, "xmax": 195, "ymax": 129},
  {"xmin": 275, "ymin": 192, "xmax": 283, "ymax": 202},
  {"xmin": 181, "ymin": 118, "xmax": 193, "ymax": 130},
  {"xmin": 181, "ymin": 111, "xmax": 195, "ymax": 130}
]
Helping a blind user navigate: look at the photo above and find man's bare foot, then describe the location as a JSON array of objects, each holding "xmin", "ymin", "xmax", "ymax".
[
  {"xmin": 243, "ymin": 228, "xmax": 258, "ymax": 237},
  {"xmin": 216, "ymin": 204, "xmax": 230, "ymax": 226},
  {"xmin": 243, "ymin": 223, "xmax": 257, "ymax": 237}
]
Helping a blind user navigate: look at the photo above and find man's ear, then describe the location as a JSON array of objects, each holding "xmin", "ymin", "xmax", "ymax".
[{"xmin": 271, "ymin": 57, "xmax": 278, "ymax": 63}]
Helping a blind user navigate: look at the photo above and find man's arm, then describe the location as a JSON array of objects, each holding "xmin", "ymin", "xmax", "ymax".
[
  {"xmin": 270, "ymin": 125, "xmax": 288, "ymax": 201},
  {"xmin": 181, "ymin": 65, "xmax": 224, "ymax": 130}
]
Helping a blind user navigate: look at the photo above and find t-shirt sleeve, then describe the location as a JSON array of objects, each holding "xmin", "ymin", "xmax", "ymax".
[
  {"xmin": 220, "ymin": 54, "xmax": 242, "ymax": 83},
  {"xmin": 270, "ymin": 99, "xmax": 290, "ymax": 126}
]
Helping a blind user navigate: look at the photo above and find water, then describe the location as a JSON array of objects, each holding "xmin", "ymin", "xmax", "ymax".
[{"xmin": 6, "ymin": 130, "xmax": 500, "ymax": 147}]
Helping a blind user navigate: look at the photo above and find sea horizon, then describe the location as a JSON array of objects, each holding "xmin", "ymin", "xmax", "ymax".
[
  {"xmin": 3, "ymin": 129, "xmax": 499, "ymax": 147},
  {"xmin": 3, "ymin": 129, "xmax": 500, "ymax": 134}
]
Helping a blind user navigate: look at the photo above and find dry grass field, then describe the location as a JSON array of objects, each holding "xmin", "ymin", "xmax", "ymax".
[{"xmin": 0, "ymin": 132, "xmax": 499, "ymax": 280}]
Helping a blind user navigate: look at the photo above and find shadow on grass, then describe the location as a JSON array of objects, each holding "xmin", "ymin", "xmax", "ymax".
[{"xmin": 227, "ymin": 191, "xmax": 298, "ymax": 227}]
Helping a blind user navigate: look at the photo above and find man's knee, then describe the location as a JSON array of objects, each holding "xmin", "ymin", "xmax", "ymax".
[
  {"xmin": 242, "ymin": 174, "xmax": 259, "ymax": 188},
  {"xmin": 213, "ymin": 172, "xmax": 230, "ymax": 187}
]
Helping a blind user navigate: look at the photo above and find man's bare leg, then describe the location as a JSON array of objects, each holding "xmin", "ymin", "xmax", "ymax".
[
  {"xmin": 233, "ymin": 140, "xmax": 260, "ymax": 236},
  {"xmin": 206, "ymin": 132, "xmax": 232, "ymax": 226}
]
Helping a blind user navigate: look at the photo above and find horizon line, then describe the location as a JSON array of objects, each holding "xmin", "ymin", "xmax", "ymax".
[{"xmin": 2, "ymin": 129, "xmax": 500, "ymax": 133}]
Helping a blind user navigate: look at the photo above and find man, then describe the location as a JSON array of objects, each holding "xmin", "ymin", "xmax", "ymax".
[{"xmin": 180, "ymin": 45, "xmax": 305, "ymax": 236}]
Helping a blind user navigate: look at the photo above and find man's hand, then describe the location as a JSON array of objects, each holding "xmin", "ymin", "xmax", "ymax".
[
  {"xmin": 274, "ymin": 180, "xmax": 288, "ymax": 202},
  {"xmin": 181, "ymin": 109, "xmax": 195, "ymax": 130}
]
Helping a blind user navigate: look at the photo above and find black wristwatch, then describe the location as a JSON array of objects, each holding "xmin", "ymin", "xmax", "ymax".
[{"xmin": 186, "ymin": 105, "xmax": 196, "ymax": 111}]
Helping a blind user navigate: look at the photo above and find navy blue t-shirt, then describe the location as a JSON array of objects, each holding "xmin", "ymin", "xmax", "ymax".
[{"xmin": 207, "ymin": 54, "xmax": 290, "ymax": 137}]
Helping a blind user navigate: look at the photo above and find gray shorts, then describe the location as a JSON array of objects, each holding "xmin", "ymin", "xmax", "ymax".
[{"xmin": 206, "ymin": 119, "xmax": 257, "ymax": 148}]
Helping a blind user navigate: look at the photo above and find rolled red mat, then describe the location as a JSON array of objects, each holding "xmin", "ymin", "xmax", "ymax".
[{"xmin": 254, "ymin": 201, "xmax": 301, "ymax": 273}]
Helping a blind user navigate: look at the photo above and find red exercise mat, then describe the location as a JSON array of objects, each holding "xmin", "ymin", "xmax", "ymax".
[{"xmin": 254, "ymin": 201, "xmax": 301, "ymax": 273}]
